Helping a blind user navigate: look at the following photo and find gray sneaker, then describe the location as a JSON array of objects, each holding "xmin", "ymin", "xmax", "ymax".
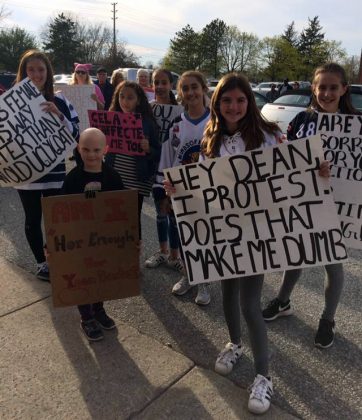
[
  {"xmin": 195, "ymin": 283, "xmax": 211, "ymax": 305},
  {"xmin": 172, "ymin": 276, "xmax": 192, "ymax": 295}
]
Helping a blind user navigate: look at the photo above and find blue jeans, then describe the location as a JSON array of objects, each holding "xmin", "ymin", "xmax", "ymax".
[{"xmin": 154, "ymin": 198, "xmax": 179, "ymax": 250}]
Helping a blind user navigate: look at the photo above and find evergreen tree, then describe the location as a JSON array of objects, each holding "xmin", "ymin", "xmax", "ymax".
[
  {"xmin": 43, "ymin": 13, "xmax": 79, "ymax": 73},
  {"xmin": 165, "ymin": 25, "xmax": 203, "ymax": 73},
  {"xmin": 200, "ymin": 19, "xmax": 227, "ymax": 77},
  {"xmin": 0, "ymin": 27, "xmax": 37, "ymax": 71},
  {"xmin": 298, "ymin": 16, "xmax": 327, "ymax": 79},
  {"xmin": 282, "ymin": 21, "xmax": 298, "ymax": 47}
]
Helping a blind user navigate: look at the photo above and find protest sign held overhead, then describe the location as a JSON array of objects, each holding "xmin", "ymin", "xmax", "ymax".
[
  {"xmin": 0, "ymin": 78, "xmax": 77, "ymax": 187},
  {"xmin": 57, "ymin": 85, "xmax": 95, "ymax": 133},
  {"xmin": 152, "ymin": 104, "xmax": 183, "ymax": 143},
  {"xmin": 317, "ymin": 113, "xmax": 362, "ymax": 249},
  {"xmin": 88, "ymin": 110, "xmax": 145, "ymax": 156},
  {"xmin": 165, "ymin": 135, "xmax": 347, "ymax": 285},
  {"xmin": 42, "ymin": 190, "xmax": 140, "ymax": 307}
]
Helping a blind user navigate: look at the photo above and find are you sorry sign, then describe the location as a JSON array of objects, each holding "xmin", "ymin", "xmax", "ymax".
[
  {"xmin": 0, "ymin": 78, "xmax": 77, "ymax": 187},
  {"xmin": 317, "ymin": 113, "xmax": 362, "ymax": 249},
  {"xmin": 42, "ymin": 190, "xmax": 140, "ymax": 307},
  {"xmin": 165, "ymin": 136, "xmax": 347, "ymax": 284}
]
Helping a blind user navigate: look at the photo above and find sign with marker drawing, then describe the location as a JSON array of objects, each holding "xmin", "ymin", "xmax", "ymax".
[
  {"xmin": 42, "ymin": 190, "xmax": 140, "ymax": 307},
  {"xmin": 152, "ymin": 103, "xmax": 183, "ymax": 143},
  {"xmin": 164, "ymin": 135, "xmax": 347, "ymax": 285},
  {"xmin": 88, "ymin": 110, "xmax": 145, "ymax": 156},
  {"xmin": 57, "ymin": 85, "xmax": 95, "ymax": 133},
  {"xmin": 0, "ymin": 78, "xmax": 77, "ymax": 187},
  {"xmin": 317, "ymin": 113, "xmax": 362, "ymax": 248}
]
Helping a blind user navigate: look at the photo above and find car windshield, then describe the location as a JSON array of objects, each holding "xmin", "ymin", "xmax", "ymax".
[{"xmin": 273, "ymin": 94, "xmax": 310, "ymax": 107}]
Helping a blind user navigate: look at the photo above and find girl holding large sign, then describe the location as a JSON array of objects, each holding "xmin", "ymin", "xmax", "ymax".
[
  {"xmin": 199, "ymin": 73, "xmax": 285, "ymax": 415},
  {"xmin": 15, "ymin": 50, "xmax": 79, "ymax": 281},
  {"xmin": 263, "ymin": 63, "xmax": 361, "ymax": 349}
]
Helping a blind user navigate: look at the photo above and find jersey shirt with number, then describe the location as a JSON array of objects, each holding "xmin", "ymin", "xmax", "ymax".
[
  {"xmin": 287, "ymin": 110, "xmax": 318, "ymax": 140},
  {"xmin": 153, "ymin": 109, "xmax": 210, "ymax": 200}
]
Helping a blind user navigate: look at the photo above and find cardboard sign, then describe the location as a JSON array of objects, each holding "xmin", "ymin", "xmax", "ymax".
[
  {"xmin": 0, "ymin": 78, "xmax": 77, "ymax": 187},
  {"xmin": 88, "ymin": 110, "xmax": 145, "ymax": 156},
  {"xmin": 42, "ymin": 190, "xmax": 140, "ymax": 307},
  {"xmin": 164, "ymin": 136, "xmax": 347, "ymax": 285},
  {"xmin": 57, "ymin": 85, "xmax": 96, "ymax": 133},
  {"xmin": 152, "ymin": 104, "xmax": 183, "ymax": 143},
  {"xmin": 317, "ymin": 113, "xmax": 362, "ymax": 248}
]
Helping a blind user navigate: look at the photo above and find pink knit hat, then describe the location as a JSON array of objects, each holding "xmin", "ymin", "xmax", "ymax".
[{"xmin": 74, "ymin": 63, "xmax": 92, "ymax": 72}]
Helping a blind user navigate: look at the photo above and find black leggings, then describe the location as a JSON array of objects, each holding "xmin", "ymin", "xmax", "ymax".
[{"xmin": 17, "ymin": 189, "xmax": 59, "ymax": 264}]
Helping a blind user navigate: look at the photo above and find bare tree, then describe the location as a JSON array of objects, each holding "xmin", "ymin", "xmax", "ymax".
[{"xmin": 220, "ymin": 26, "xmax": 261, "ymax": 73}]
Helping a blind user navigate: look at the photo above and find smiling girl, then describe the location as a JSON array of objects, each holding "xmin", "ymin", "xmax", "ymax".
[
  {"xmin": 154, "ymin": 70, "xmax": 211, "ymax": 305},
  {"xmin": 263, "ymin": 63, "xmax": 361, "ymax": 349},
  {"xmin": 15, "ymin": 50, "xmax": 79, "ymax": 281}
]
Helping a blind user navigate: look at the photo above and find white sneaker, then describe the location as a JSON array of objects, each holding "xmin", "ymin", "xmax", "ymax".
[
  {"xmin": 248, "ymin": 374, "xmax": 273, "ymax": 414},
  {"xmin": 195, "ymin": 283, "xmax": 211, "ymax": 305},
  {"xmin": 145, "ymin": 251, "xmax": 168, "ymax": 268},
  {"xmin": 167, "ymin": 257, "xmax": 184, "ymax": 273},
  {"xmin": 172, "ymin": 276, "xmax": 192, "ymax": 295},
  {"xmin": 215, "ymin": 342, "xmax": 242, "ymax": 375}
]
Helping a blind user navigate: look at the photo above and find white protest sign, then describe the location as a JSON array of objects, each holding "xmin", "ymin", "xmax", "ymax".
[
  {"xmin": 164, "ymin": 136, "xmax": 347, "ymax": 285},
  {"xmin": 331, "ymin": 166, "xmax": 362, "ymax": 249},
  {"xmin": 0, "ymin": 78, "xmax": 77, "ymax": 187},
  {"xmin": 152, "ymin": 104, "xmax": 183, "ymax": 143},
  {"xmin": 317, "ymin": 113, "xmax": 362, "ymax": 169},
  {"xmin": 317, "ymin": 113, "xmax": 362, "ymax": 249},
  {"xmin": 57, "ymin": 85, "xmax": 96, "ymax": 133}
]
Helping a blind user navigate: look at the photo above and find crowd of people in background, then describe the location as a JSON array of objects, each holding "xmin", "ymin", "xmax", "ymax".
[{"xmin": 6, "ymin": 48, "xmax": 360, "ymax": 415}]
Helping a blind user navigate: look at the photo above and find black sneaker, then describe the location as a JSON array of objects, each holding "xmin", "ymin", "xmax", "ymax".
[
  {"xmin": 314, "ymin": 319, "xmax": 335, "ymax": 348},
  {"xmin": 262, "ymin": 298, "xmax": 293, "ymax": 321},
  {"xmin": 80, "ymin": 319, "xmax": 104, "ymax": 341},
  {"xmin": 94, "ymin": 310, "xmax": 116, "ymax": 330},
  {"xmin": 36, "ymin": 262, "xmax": 50, "ymax": 282}
]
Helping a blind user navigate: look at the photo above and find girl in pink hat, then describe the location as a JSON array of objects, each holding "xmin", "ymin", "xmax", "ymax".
[{"xmin": 70, "ymin": 63, "xmax": 105, "ymax": 110}]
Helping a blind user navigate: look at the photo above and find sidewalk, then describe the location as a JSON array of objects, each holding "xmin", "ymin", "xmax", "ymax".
[{"xmin": 0, "ymin": 257, "xmax": 296, "ymax": 419}]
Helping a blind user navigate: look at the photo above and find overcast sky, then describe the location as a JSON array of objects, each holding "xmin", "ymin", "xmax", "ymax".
[{"xmin": 2, "ymin": 0, "xmax": 361, "ymax": 65}]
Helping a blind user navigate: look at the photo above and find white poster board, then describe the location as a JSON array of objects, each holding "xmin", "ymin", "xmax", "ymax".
[
  {"xmin": 0, "ymin": 78, "xmax": 77, "ymax": 187},
  {"xmin": 57, "ymin": 85, "xmax": 96, "ymax": 133},
  {"xmin": 317, "ymin": 113, "xmax": 362, "ymax": 249},
  {"xmin": 164, "ymin": 136, "xmax": 347, "ymax": 285}
]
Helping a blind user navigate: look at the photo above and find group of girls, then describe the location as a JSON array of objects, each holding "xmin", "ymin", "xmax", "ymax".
[{"xmin": 14, "ymin": 48, "xmax": 358, "ymax": 415}]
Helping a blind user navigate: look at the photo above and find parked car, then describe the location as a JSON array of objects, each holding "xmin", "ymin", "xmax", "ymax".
[
  {"xmin": 0, "ymin": 72, "xmax": 16, "ymax": 94},
  {"xmin": 261, "ymin": 89, "xmax": 312, "ymax": 133},
  {"xmin": 53, "ymin": 74, "xmax": 72, "ymax": 84},
  {"xmin": 261, "ymin": 86, "xmax": 362, "ymax": 133},
  {"xmin": 255, "ymin": 82, "xmax": 281, "ymax": 92}
]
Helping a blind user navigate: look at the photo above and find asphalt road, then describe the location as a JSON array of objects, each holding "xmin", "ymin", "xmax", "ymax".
[{"xmin": 0, "ymin": 186, "xmax": 361, "ymax": 420}]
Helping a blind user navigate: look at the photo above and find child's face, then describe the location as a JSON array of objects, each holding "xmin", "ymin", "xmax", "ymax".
[
  {"xmin": 78, "ymin": 133, "xmax": 107, "ymax": 172},
  {"xmin": 119, "ymin": 86, "xmax": 139, "ymax": 113},
  {"xmin": 180, "ymin": 76, "xmax": 205, "ymax": 108},
  {"xmin": 26, "ymin": 58, "xmax": 47, "ymax": 91},
  {"xmin": 153, "ymin": 73, "xmax": 172, "ymax": 103},
  {"xmin": 219, "ymin": 88, "xmax": 248, "ymax": 132},
  {"xmin": 313, "ymin": 72, "xmax": 347, "ymax": 113}
]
